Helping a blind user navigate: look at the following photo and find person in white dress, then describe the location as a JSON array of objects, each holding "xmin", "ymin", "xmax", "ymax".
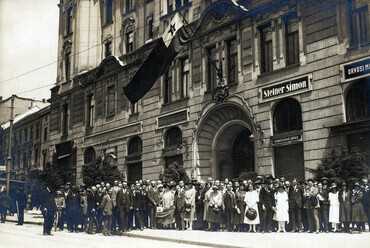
[
  {"xmin": 328, "ymin": 183, "xmax": 340, "ymax": 232},
  {"xmin": 274, "ymin": 185, "xmax": 289, "ymax": 232},
  {"xmin": 244, "ymin": 184, "xmax": 260, "ymax": 232}
]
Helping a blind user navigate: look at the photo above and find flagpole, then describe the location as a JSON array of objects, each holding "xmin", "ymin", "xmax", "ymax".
[{"xmin": 177, "ymin": 11, "xmax": 223, "ymax": 82}]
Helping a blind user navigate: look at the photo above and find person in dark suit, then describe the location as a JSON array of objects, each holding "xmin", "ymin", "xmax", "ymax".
[
  {"xmin": 288, "ymin": 178, "xmax": 303, "ymax": 232},
  {"xmin": 67, "ymin": 186, "xmax": 81, "ymax": 232},
  {"xmin": 41, "ymin": 186, "xmax": 56, "ymax": 235},
  {"xmin": 116, "ymin": 181, "xmax": 133, "ymax": 233},
  {"xmin": 0, "ymin": 188, "xmax": 10, "ymax": 223},
  {"xmin": 147, "ymin": 181, "xmax": 159, "ymax": 229},
  {"xmin": 86, "ymin": 186, "xmax": 98, "ymax": 234},
  {"xmin": 259, "ymin": 181, "xmax": 275, "ymax": 233},
  {"xmin": 95, "ymin": 187, "xmax": 104, "ymax": 232},
  {"xmin": 174, "ymin": 185, "xmax": 185, "ymax": 230},
  {"xmin": 132, "ymin": 182, "xmax": 144, "ymax": 230},
  {"xmin": 141, "ymin": 184, "xmax": 149, "ymax": 228},
  {"xmin": 222, "ymin": 183, "xmax": 237, "ymax": 232},
  {"xmin": 101, "ymin": 189, "xmax": 114, "ymax": 236},
  {"xmin": 15, "ymin": 186, "xmax": 27, "ymax": 225}
]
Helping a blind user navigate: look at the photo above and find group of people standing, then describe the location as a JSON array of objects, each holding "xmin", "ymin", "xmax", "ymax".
[{"xmin": 1, "ymin": 175, "xmax": 369, "ymax": 236}]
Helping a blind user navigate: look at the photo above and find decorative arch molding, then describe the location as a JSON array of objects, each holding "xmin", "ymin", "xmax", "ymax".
[
  {"xmin": 63, "ymin": 40, "xmax": 72, "ymax": 54},
  {"xmin": 122, "ymin": 16, "xmax": 135, "ymax": 30},
  {"xmin": 95, "ymin": 55, "xmax": 125, "ymax": 78}
]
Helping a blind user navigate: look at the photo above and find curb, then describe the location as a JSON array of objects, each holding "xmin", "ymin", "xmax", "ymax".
[
  {"xmin": 122, "ymin": 232, "xmax": 247, "ymax": 248},
  {"xmin": 6, "ymin": 218, "xmax": 43, "ymax": 226}
]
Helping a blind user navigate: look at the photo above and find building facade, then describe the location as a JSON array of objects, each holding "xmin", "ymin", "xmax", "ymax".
[{"xmin": 48, "ymin": 0, "xmax": 370, "ymax": 185}]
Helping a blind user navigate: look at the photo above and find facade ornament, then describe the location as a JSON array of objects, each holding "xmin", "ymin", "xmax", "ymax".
[{"xmin": 212, "ymin": 81, "xmax": 230, "ymax": 103}]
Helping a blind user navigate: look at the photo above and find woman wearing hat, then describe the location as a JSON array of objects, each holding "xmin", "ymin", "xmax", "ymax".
[
  {"xmin": 328, "ymin": 183, "xmax": 340, "ymax": 232},
  {"xmin": 234, "ymin": 184, "xmax": 246, "ymax": 231},
  {"xmin": 207, "ymin": 185, "xmax": 222, "ymax": 231},
  {"xmin": 339, "ymin": 182, "xmax": 351, "ymax": 233},
  {"xmin": 244, "ymin": 184, "xmax": 260, "ymax": 232},
  {"xmin": 351, "ymin": 182, "xmax": 367, "ymax": 233}
]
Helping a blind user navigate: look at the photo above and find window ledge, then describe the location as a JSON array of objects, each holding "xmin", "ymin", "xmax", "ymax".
[
  {"xmin": 258, "ymin": 63, "xmax": 300, "ymax": 79},
  {"xmin": 129, "ymin": 112, "xmax": 139, "ymax": 118},
  {"xmin": 162, "ymin": 97, "xmax": 189, "ymax": 107},
  {"xmin": 347, "ymin": 42, "xmax": 370, "ymax": 52},
  {"xmin": 63, "ymin": 32, "xmax": 73, "ymax": 39},
  {"xmin": 106, "ymin": 113, "xmax": 116, "ymax": 120},
  {"xmin": 123, "ymin": 8, "xmax": 136, "ymax": 18},
  {"xmin": 103, "ymin": 21, "xmax": 114, "ymax": 29}
]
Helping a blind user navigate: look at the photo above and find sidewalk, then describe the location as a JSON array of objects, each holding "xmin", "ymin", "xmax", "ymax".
[{"xmin": 6, "ymin": 209, "xmax": 44, "ymax": 225}]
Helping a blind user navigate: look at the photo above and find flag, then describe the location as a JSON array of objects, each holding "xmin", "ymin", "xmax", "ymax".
[{"xmin": 124, "ymin": 13, "xmax": 188, "ymax": 104}]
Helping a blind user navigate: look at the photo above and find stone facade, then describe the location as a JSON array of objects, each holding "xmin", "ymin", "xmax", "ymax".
[{"xmin": 48, "ymin": 0, "xmax": 370, "ymax": 185}]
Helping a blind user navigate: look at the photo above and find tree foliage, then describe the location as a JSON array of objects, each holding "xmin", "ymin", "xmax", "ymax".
[
  {"xmin": 159, "ymin": 161, "xmax": 190, "ymax": 184},
  {"xmin": 237, "ymin": 170, "xmax": 258, "ymax": 182},
  {"xmin": 309, "ymin": 147, "xmax": 369, "ymax": 185},
  {"xmin": 82, "ymin": 157, "xmax": 122, "ymax": 188}
]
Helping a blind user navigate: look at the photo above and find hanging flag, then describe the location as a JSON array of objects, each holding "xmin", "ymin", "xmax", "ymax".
[{"xmin": 124, "ymin": 13, "xmax": 189, "ymax": 104}]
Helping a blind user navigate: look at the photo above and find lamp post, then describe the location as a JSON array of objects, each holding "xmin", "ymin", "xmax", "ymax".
[{"xmin": 6, "ymin": 95, "xmax": 15, "ymax": 196}]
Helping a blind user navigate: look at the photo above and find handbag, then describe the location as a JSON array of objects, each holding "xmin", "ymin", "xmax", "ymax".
[
  {"xmin": 310, "ymin": 196, "xmax": 318, "ymax": 207},
  {"xmin": 245, "ymin": 208, "xmax": 257, "ymax": 220}
]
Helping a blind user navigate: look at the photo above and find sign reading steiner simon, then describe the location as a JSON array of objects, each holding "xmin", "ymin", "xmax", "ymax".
[
  {"xmin": 261, "ymin": 76, "xmax": 309, "ymax": 101},
  {"xmin": 344, "ymin": 58, "xmax": 370, "ymax": 80}
]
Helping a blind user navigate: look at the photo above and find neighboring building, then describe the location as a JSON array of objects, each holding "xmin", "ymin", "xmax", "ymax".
[
  {"xmin": 0, "ymin": 105, "xmax": 50, "ymax": 188},
  {"xmin": 0, "ymin": 95, "xmax": 49, "ymax": 125},
  {"xmin": 49, "ymin": 0, "xmax": 370, "ymax": 185}
]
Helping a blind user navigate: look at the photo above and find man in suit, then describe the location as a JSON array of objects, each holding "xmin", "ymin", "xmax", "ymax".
[
  {"xmin": 67, "ymin": 186, "xmax": 81, "ymax": 232},
  {"xmin": 116, "ymin": 181, "xmax": 133, "ymax": 233},
  {"xmin": 15, "ymin": 187, "xmax": 27, "ymax": 225},
  {"xmin": 41, "ymin": 186, "xmax": 56, "ymax": 235},
  {"xmin": 222, "ymin": 183, "xmax": 237, "ymax": 232},
  {"xmin": 132, "ymin": 182, "xmax": 144, "ymax": 230},
  {"xmin": 111, "ymin": 180, "xmax": 121, "ymax": 232},
  {"xmin": 101, "ymin": 189, "xmax": 114, "ymax": 236},
  {"xmin": 318, "ymin": 177, "xmax": 330, "ymax": 232},
  {"xmin": 288, "ymin": 178, "xmax": 303, "ymax": 232},
  {"xmin": 147, "ymin": 180, "xmax": 159, "ymax": 229},
  {"xmin": 259, "ymin": 181, "xmax": 275, "ymax": 233},
  {"xmin": 305, "ymin": 179, "xmax": 320, "ymax": 234},
  {"xmin": 86, "ymin": 186, "xmax": 98, "ymax": 234}
]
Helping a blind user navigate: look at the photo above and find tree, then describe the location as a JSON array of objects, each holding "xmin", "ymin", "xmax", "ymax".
[
  {"xmin": 237, "ymin": 170, "xmax": 258, "ymax": 182},
  {"xmin": 309, "ymin": 147, "xmax": 369, "ymax": 185},
  {"xmin": 82, "ymin": 157, "xmax": 122, "ymax": 188},
  {"xmin": 159, "ymin": 161, "xmax": 190, "ymax": 184}
]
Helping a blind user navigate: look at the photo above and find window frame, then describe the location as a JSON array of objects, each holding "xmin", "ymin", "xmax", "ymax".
[
  {"xmin": 284, "ymin": 14, "xmax": 299, "ymax": 66},
  {"xmin": 260, "ymin": 23, "xmax": 273, "ymax": 74},
  {"xmin": 273, "ymin": 98, "xmax": 303, "ymax": 135},
  {"xmin": 349, "ymin": 1, "xmax": 369, "ymax": 48},
  {"xmin": 107, "ymin": 85, "xmax": 116, "ymax": 116},
  {"xmin": 206, "ymin": 45, "xmax": 218, "ymax": 91},
  {"xmin": 227, "ymin": 37, "xmax": 238, "ymax": 85}
]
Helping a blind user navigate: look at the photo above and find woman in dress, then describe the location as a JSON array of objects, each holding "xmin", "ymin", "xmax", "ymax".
[
  {"xmin": 184, "ymin": 183, "xmax": 196, "ymax": 230},
  {"xmin": 339, "ymin": 182, "xmax": 351, "ymax": 233},
  {"xmin": 244, "ymin": 184, "xmax": 260, "ymax": 232},
  {"xmin": 234, "ymin": 184, "xmax": 246, "ymax": 231},
  {"xmin": 274, "ymin": 185, "xmax": 289, "ymax": 232},
  {"xmin": 328, "ymin": 183, "xmax": 340, "ymax": 232},
  {"xmin": 351, "ymin": 182, "xmax": 367, "ymax": 233},
  {"xmin": 207, "ymin": 186, "xmax": 223, "ymax": 231}
]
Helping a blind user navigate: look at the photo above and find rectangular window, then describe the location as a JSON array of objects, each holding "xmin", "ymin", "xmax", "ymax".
[
  {"xmin": 65, "ymin": 52, "xmax": 71, "ymax": 80},
  {"xmin": 126, "ymin": 31, "xmax": 134, "ymax": 52},
  {"xmin": 13, "ymin": 134, "xmax": 17, "ymax": 146},
  {"xmin": 66, "ymin": 7, "xmax": 72, "ymax": 35},
  {"xmin": 126, "ymin": 0, "xmax": 133, "ymax": 13},
  {"xmin": 12, "ymin": 156, "xmax": 15, "ymax": 170},
  {"xmin": 164, "ymin": 69, "xmax": 172, "ymax": 103},
  {"xmin": 30, "ymin": 126, "xmax": 33, "ymax": 140},
  {"xmin": 36, "ymin": 123, "xmax": 40, "ymax": 138},
  {"xmin": 168, "ymin": 0, "xmax": 174, "ymax": 13},
  {"xmin": 87, "ymin": 95, "xmax": 95, "ymax": 127},
  {"xmin": 19, "ymin": 130, "xmax": 22, "ymax": 144},
  {"xmin": 131, "ymin": 102, "xmax": 139, "ymax": 114},
  {"xmin": 146, "ymin": 15, "xmax": 154, "ymax": 40},
  {"xmin": 105, "ymin": 41, "xmax": 112, "ymax": 57},
  {"xmin": 23, "ymin": 152, "xmax": 27, "ymax": 168},
  {"xmin": 285, "ymin": 16, "xmax": 299, "ymax": 66},
  {"xmin": 180, "ymin": 57, "xmax": 189, "ymax": 98},
  {"xmin": 43, "ymin": 151, "xmax": 47, "ymax": 168},
  {"xmin": 35, "ymin": 148, "xmax": 39, "ymax": 164},
  {"xmin": 207, "ymin": 46, "xmax": 218, "ymax": 91},
  {"xmin": 349, "ymin": 1, "xmax": 369, "ymax": 47},
  {"xmin": 227, "ymin": 38, "xmax": 238, "ymax": 85},
  {"xmin": 107, "ymin": 86, "xmax": 116, "ymax": 115},
  {"xmin": 106, "ymin": 0, "xmax": 113, "ymax": 24},
  {"xmin": 44, "ymin": 127, "xmax": 48, "ymax": 142},
  {"xmin": 62, "ymin": 104, "xmax": 69, "ymax": 135},
  {"xmin": 24, "ymin": 128, "xmax": 28, "ymax": 142},
  {"xmin": 260, "ymin": 24, "xmax": 273, "ymax": 73}
]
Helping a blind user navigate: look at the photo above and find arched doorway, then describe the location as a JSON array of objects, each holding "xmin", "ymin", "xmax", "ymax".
[{"xmin": 196, "ymin": 102, "xmax": 256, "ymax": 180}]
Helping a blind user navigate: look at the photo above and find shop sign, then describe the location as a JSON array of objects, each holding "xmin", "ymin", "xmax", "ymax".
[
  {"xmin": 273, "ymin": 134, "xmax": 302, "ymax": 144},
  {"xmin": 0, "ymin": 165, "xmax": 6, "ymax": 171},
  {"xmin": 260, "ymin": 75, "xmax": 312, "ymax": 102},
  {"xmin": 342, "ymin": 58, "xmax": 370, "ymax": 81},
  {"xmin": 157, "ymin": 109, "xmax": 188, "ymax": 128}
]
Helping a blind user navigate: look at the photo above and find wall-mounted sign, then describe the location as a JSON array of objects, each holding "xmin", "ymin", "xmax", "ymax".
[
  {"xmin": 0, "ymin": 165, "xmax": 6, "ymax": 171},
  {"xmin": 341, "ymin": 57, "xmax": 370, "ymax": 82},
  {"xmin": 259, "ymin": 74, "xmax": 312, "ymax": 103},
  {"xmin": 157, "ymin": 109, "xmax": 188, "ymax": 128},
  {"xmin": 272, "ymin": 134, "xmax": 302, "ymax": 145}
]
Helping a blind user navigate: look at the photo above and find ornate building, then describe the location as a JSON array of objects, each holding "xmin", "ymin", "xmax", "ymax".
[{"xmin": 48, "ymin": 0, "xmax": 370, "ymax": 185}]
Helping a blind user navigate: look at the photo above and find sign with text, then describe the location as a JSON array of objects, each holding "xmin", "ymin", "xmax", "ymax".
[
  {"xmin": 260, "ymin": 75, "xmax": 311, "ymax": 102},
  {"xmin": 0, "ymin": 165, "xmax": 6, "ymax": 171},
  {"xmin": 342, "ymin": 58, "xmax": 370, "ymax": 81},
  {"xmin": 272, "ymin": 134, "xmax": 302, "ymax": 145}
]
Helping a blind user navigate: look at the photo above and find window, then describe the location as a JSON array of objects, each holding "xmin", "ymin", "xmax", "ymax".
[
  {"xmin": 87, "ymin": 95, "xmax": 95, "ymax": 127},
  {"xmin": 165, "ymin": 126, "xmax": 182, "ymax": 148},
  {"xmin": 285, "ymin": 15, "xmax": 299, "ymax": 66},
  {"xmin": 19, "ymin": 130, "xmax": 22, "ymax": 144},
  {"xmin": 260, "ymin": 24, "xmax": 273, "ymax": 73},
  {"xmin": 105, "ymin": 41, "xmax": 112, "ymax": 57},
  {"xmin": 180, "ymin": 57, "xmax": 189, "ymax": 98},
  {"xmin": 65, "ymin": 51, "xmax": 71, "ymax": 80},
  {"xmin": 30, "ymin": 126, "xmax": 33, "ymax": 140},
  {"xmin": 36, "ymin": 123, "xmax": 40, "ymax": 138},
  {"xmin": 346, "ymin": 79, "xmax": 370, "ymax": 121},
  {"xmin": 146, "ymin": 14, "xmax": 154, "ymax": 40},
  {"xmin": 175, "ymin": 0, "xmax": 189, "ymax": 9},
  {"xmin": 84, "ymin": 147, "xmax": 96, "ymax": 164},
  {"xmin": 13, "ymin": 134, "xmax": 17, "ymax": 146},
  {"xmin": 167, "ymin": 0, "xmax": 174, "ymax": 13},
  {"xmin": 164, "ymin": 69, "xmax": 172, "ymax": 103},
  {"xmin": 131, "ymin": 102, "xmax": 138, "ymax": 114},
  {"xmin": 126, "ymin": 30, "xmax": 134, "ymax": 52},
  {"xmin": 43, "ymin": 151, "xmax": 47, "ymax": 168},
  {"xmin": 35, "ymin": 148, "xmax": 39, "ymax": 164},
  {"xmin": 105, "ymin": 0, "xmax": 113, "ymax": 24},
  {"xmin": 107, "ymin": 86, "xmax": 116, "ymax": 115},
  {"xmin": 62, "ymin": 104, "xmax": 69, "ymax": 135},
  {"xmin": 126, "ymin": 0, "xmax": 133, "ymax": 13},
  {"xmin": 66, "ymin": 7, "xmax": 72, "ymax": 35},
  {"xmin": 24, "ymin": 128, "xmax": 28, "ymax": 142},
  {"xmin": 227, "ymin": 38, "xmax": 238, "ymax": 84},
  {"xmin": 44, "ymin": 127, "xmax": 48, "ymax": 142},
  {"xmin": 273, "ymin": 98, "xmax": 302, "ymax": 134},
  {"xmin": 207, "ymin": 46, "xmax": 218, "ymax": 91},
  {"xmin": 23, "ymin": 152, "xmax": 27, "ymax": 168},
  {"xmin": 128, "ymin": 136, "xmax": 142, "ymax": 156},
  {"xmin": 349, "ymin": 0, "xmax": 369, "ymax": 47}
]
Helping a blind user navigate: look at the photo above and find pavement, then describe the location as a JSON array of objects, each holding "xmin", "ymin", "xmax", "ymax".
[{"xmin": 3, "ymin": 211, "xmax": 370, "ymax": 248}]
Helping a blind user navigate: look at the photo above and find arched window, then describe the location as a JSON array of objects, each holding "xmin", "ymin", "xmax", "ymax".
[
  {"xmin": 165, "ymin": 126, "xmax": 182, "ymax": 148},
  {"xmin": 273, "ymin": 98, "xmax": 302, "ymax": 134},
  {"xmin": 84, "ymin": 147, "xmax": 96, "ymax": 164},
  {"xmin": 125, "ymin": 25, "xmax": 134, "ymax": 53},
  {"xmin": 127, "ymin": 136, "xmax": 142, "ymax": 184},
  {"xmin": 128, "ymin": 136, "xmax": 142, "ymax": 156},
  {"xmin": 346, "ymin": 79, "xmax": 370, "ymax": 121}
]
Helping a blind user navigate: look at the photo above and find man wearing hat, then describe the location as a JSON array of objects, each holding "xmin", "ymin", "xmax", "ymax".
[
  {"xmin": 259, "ymin": 180, "xmax": 275, "ymax": 233},
  {"xmin": 132, "ymin": 182, "xmax": 144, "ymax": 231},
  {"xmin": 15, "ymin": 186, "xmax": 27, "ymax": 225}
]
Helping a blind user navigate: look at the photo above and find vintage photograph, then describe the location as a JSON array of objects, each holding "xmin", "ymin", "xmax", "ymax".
[{"xmin": 0, "ymin": 0, "xmax": 369, "ymax": 247}]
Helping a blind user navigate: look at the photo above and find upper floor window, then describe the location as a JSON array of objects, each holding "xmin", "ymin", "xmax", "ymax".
[
  {"xmin": 105, "ymin": 0, "xmax": 113, "ymax": 24},
  {"xmin": 19, "ymin": 130, "xmax": 22, "ymax": 144},
  {"xmin": 146, "ymin": 14, "xmax": 154, "ymax": 40},
  {"xmin": 126, "ymin": 0, "xmax": 134, "ymax": 13},
  {"xmin": 87, "ymin": 94, "xmax": 95, "ymax": 127},
  {"xmin": 285, "ymin": 15, "xmax": 299, "ymax": 66},
  {"xmin": 30, "ymin": 125, "xmax": 34, "ymax": 140},
  {"xmin": 107, "ymin": 86, "xmax": 116, "ymax": 115},
  {"xmin": 349, "ymin": 0, "xmax": 369, "ymax": 48},
  {"xmin": 131, "ymin": 102, "xmax": 139, "ymax": 115},
  {"xmin": 128, "ymin": 136, "xmax": 142, "ymax": 156},
  {"xmin": 126, "ymin": 28, "xmax": 134, "ymax": 53},
  {"xmin": 227, "ymin": 38, "xmax": 238, "ymax": 85},
  {"xmin": 175, "ymin": 0, "xmax": 189, "ymax": 9},
  {"xmin": 105, "ymin": 40, "xmax": 112, "ymax": 57},
  {"xmin": 207, "ymin": 45, "xmax": 218, "ymax": 91},
  {"xmin": 180, "ymin": 57, "xmax": 189, "ymax": 98},
  {"xmin": 44, "ymin": 127, "xmax": 48, "ymax": 142},
  {"xmin": 65, "ymin": 50, "xmax": 71, "ymax": 80},
  {"xmin": 165, "ymin": 126, "xmax": 182, "ymax": 148},
  {"xmin": 346, "ymin": 79, "xmax": 370, "ymax": 121},
  {"xmin": 62, "ymin": 104, "xmax": 69, "ymax": 135},
  {"xmin": 34, "ymin": 148, "xmax": 39, "ymax": 164},
  {"xmin": 66, "ymin": 7, "xmax": 73, "ymax": 35},
  {"xmin": 273, "ymin": 98, "xmax": 302, "ymax": 134},
  {"xmin": 260, "ymin": 24, "xmax": 273, "ymax": 73},
  {"xmin": 35, "ymin": 123, "xmax": 40, "ymax": 138},
  {"xmin": 24, "ymin": 128, "xmax": 28, "ymax": 142},
  {"xmin": 164, "ymin": 69, "xmax": 172, "ymax": 103}
]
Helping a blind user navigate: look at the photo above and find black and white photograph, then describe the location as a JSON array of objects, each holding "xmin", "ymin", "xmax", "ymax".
[{"xmin": 0, "ymin": 0, "xmax": 369, "ymax": 247}]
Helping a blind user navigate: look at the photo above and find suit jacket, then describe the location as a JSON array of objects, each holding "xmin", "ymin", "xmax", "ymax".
[
  {"xmin": 147, "ymin": 187, "xmax": 158, "ymax": 206},
  {"xmin": 67, "ymin": 192, "xmax": 81, "ymax": 212},
  {"xmin": 288, "ymin": 185, "xmax": 303, "ymax": 208},
  {"xmin": 259, "ymin": 188, "xmax": 275, "ymax": 210},
  {"xmin": 87, "ymin": 191, "xmax": 97, "ymax": 212},
  {"xmin": 174, "ymin": 191, "xmax": 185, "ymax": 211},
  {"xmin": 116, "ymin": 188, "xmax": 133, "ymax": 212},
  {"xmin": 222, "ymin": 191, "xmax": 236, "ymax": 211},
  {"xmin": 132, "ymin": 189, "xmax": 143, "ymax": 210},
  {"xmin": 141, "ymin": 190, "xmax": 148, "ymax": 210},
  {"xmin": 101, "ymin": 194, "xmax": 114, "ymax": 216}
]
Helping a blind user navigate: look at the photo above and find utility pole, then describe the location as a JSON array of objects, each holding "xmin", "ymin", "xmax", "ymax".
[{"xmin": 6, "ymin": 95, "xmax": 15, "ymax": 196}]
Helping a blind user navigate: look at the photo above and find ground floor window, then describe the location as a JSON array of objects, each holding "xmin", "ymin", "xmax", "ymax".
[
  {"xmin": 127, "ymin": 162, "xmax": 142, "ymax": 184},
  {"xmin": 165, "ymin": 155, "xmax": 183, "ymax": 169},
  {"xmin": 274, "ymin": 143, "xmax": 304, "ymax": 181},
  {"xmin": 347, "ymin": 131, "xmax": 370, "ymax": 167}
]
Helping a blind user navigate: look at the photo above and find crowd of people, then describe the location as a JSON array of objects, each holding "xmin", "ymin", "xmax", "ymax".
[{"xmin": 0, "ymin": 175, "xmax": 369, "ymax": 236}]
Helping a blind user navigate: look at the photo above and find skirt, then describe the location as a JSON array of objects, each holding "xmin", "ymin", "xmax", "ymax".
[
  {"xmin": 207, "ymin": 206, "xmax": 222, "ymax": 223},
  {"xmin": 340, "ymin": 203, "xmax": 351, "ymax": 222},
  {"xmin": 329, "ymin": 204, "xmax": 340, "ymax": 223},
  {"xmin": 351, "ymin": 202, "xmax": 367, "ymax": 222}
]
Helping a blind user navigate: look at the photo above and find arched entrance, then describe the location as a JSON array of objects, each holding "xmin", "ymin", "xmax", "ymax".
[{"xmin": 196, "ymin": 101, "xmax": 256, "ymax": 180}]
